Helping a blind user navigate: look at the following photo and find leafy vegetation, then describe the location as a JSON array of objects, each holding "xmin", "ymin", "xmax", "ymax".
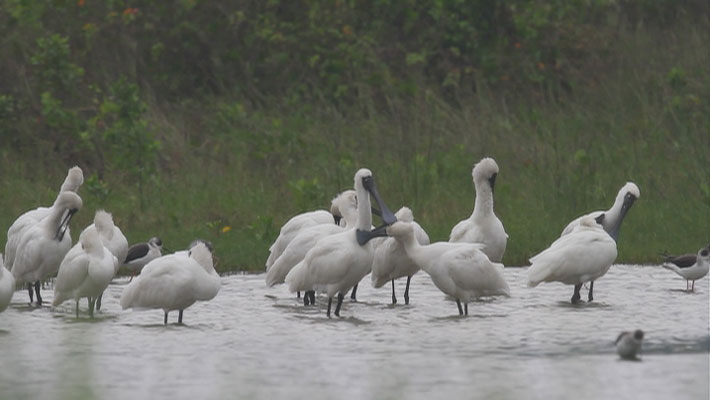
[{"xmin": 0, "ymin": 1, "xmax": 708, "ymax": 271}]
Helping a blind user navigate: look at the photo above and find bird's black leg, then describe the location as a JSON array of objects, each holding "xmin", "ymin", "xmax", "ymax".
[
  {"xmin": 588, "ymin": 281, "xmax": 594, "ymax": 302},
  {"xmin": 178, "ymin": 310, "xmax": 183, "ymax": 324},
  {"xmin": 464, "ymin": 302, "xmax": 468, "ymax": 315},
  {"xmin": 164, "ymin": 311, "xmax": 168, "ymax": 325},
  {"xmin": 334, "ymin": 293, "xmax": 345, "ymax": 317},
  {"xmin": 27, "ymin": 282, "xmax": 34, "ymax": 304},
  {"xmin": 34, "ymin": 281, "xmax": 42, "ymax": 306},
  {"xmin": 572, "ymin": 283, "xmax": 582, "ymax": 304},
  {"xmin": 75, "ymin": 299, "xmax": 80, "ymax": 318},
  {"xmin": 691, "ymin": 280, "xmax": 695, "ymax": 292},
  {"xmin": 404, "ymin": 276, "xmax": 411, "ymax": 305},
  {"xmin": 391, "ymin": 279, "xmax": 397, "ymax": 304},
  {"xmin": 303, "ymin": 292, "xmax": 310, "ymax": 306},
  {"xmin": 456, "ymin": 299, "xmax": 463, "ymax": 315},
  {"xmin": 327, "ymin": 297, "xmax": 333, "ymax": 318},
  {"xmin": 350, "ymin": 283, "xmax": 358, "ymax": 302},
  {"xmin": 297, "ymin": 291, "xmax": 301, "ymax": 299},
  {"xmin": 88, "ymin": 297, "xmax": 96, "ymax": 318},
  {"xmin": 96, "ymin": 293, "xmax": 103, "ymax": 311},
  {"xmin": 310, "ymin": 291, "xmax": 316, "ymax": 305}
]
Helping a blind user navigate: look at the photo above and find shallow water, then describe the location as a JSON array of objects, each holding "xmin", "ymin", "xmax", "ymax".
[{"xmin": 1, "ymin": 264, "xmax": 708, "ymax": 400}]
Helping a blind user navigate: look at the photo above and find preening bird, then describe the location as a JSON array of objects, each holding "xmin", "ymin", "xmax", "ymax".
[
  {"xmin": 120, "ymin": 242, "xmax": 220, "ymax": 325},
  {"xmin": 616, "ymin": 329, "xmax": 644, "ymax": 360},
  {"xmin": 123, "ymin": 237, "xmax": 163, "ymax": 280},
  {"xmin": 449, "ymin": 157, "xmax": 508, "ymax": 263}
]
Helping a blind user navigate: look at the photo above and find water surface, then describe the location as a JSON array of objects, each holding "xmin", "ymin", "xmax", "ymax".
[{"xmin": 1, "ymin": 265, "xmax": 708, "ymax": 399}]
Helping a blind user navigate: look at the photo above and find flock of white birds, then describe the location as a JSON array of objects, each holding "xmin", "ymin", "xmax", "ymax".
[{"xmin": 1, "ymin": 158, "xmax": 708, "ymax": 358}]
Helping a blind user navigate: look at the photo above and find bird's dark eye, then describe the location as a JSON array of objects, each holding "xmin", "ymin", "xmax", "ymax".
[{"xmin": 702, "ymin": 250, "xmax": 709, "ymax": 257}]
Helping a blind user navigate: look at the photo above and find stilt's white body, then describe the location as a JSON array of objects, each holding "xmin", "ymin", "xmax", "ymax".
[
  {"xmin": 11, "ymin": 192, "xmax": 83, "ymax": 285},
  {"xmin": 52, "ymin": 229, "xmax": 117, "ymax": 311},
  {"xmin": 265, "ymin": 193, "xmax": 348, "ymax": 271},
  {"xmin": 266, "ymin": 191, "xmax": 358, "ymax": 287},
  {"xmin": 371, "ymin": 207, "xmax": 430, "ymax": 288},
  {"xmin": 285, "ymin": 169, "xmax": 379, "ymax": 300},
  {"xmin": 449, "ymin": 158, "xmax": 507, "ymax": 262},
  {"xmin": 388, "ymin": 221, "xmax": 510, "ymax": 307},
  {"xmin": 120, "ymin": 243, "xmax": 220, "ymax": 321},
  {"xmin": 0, "ymin": 256, "xmax": 15, "ymax": 312},
  {"xmin": 528, "ymin": 217, "xmax": 617, "ymax": 287},
  {"xmin": 561, "ymin": 182, "xmax": 640, "ymax": 238},
  {"xmin": 662, "ymin": 247, "xmax": 710, "ymax": 289},
  {"xmin": 4, "ymin": 166, "xmax": 83, "ymax": 270}
]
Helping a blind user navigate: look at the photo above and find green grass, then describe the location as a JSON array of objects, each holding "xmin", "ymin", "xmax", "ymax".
[{"xmin": 1, "ymin": 25, "xmax": 708, "ymax": 272}]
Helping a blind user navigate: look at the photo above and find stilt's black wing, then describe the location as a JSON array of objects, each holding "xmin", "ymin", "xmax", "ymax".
[
  {"xmin": 663, "ymin": 253, "xmax": 697, "ymax": 268},
  {"xmin": 124, "ymin": 243, "xmax": 150, "ymax": 263}
]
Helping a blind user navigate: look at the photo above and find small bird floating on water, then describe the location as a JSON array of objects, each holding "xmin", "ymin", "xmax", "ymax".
[
  {"xmin": 615, "ymin": 329, "xmax": 644, "ymax": 360},
  {"xmin": 661, "ymin": 245, "xmax": 710, "ymax": 292}
]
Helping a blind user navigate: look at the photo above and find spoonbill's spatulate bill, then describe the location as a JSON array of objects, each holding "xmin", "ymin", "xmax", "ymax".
[
  {"xmin": 449, "ymin": 157, "xmax": 508, "ymax": 263},
  {"xmin": 528, "ymin": 215, "xmax": 617, "ymax": 304},
  {"xmin": 371, "ymin": 207, "xmax": 430, "ymax": 305},
  {"xmin": 661, "ymin": 245, "xmax": 710, "ymax": 291},
  {"xmin": 387, "ymin": 221, "xmax": 509, "ymax": 315},
  {"xmin": 285, "ymin": 168, "xmax": 397, "ymax": 317},
  {"xmin": 4, "ymin": 166, "xmax": 83, "ymax": 272},
  {"xmin": 0, "ymin": 255, "xmax": 15, "ymax": 313},
  {"xmin": 616, "ymin": 330, "xmax": 644, "ymax": 360},
  {"xmin": 120, "ymin": 242, "xmax": 220, "ymax": 325},
  {"xmin": 53, "ymin": 227, "xmax": 117, "ymax": 318},
  {"xmin": 10, "ymin": 191, "xmax": 82, "ymax": 305}
]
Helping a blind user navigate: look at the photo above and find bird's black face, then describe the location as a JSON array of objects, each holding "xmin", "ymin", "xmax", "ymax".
[
  {"xmin": 633, "ymin": 330, "xmax": 644, "ymax": 340},
  {"xmin": 701, "ymin": 249, "xmax": 709, "ymax": 258},
  {"xmin": 55, "ymin": 208, "xmax": 78, "ymax": 241},
  {"xmin": 488, "ymin": 172, "xmax": 498, "ymax": 193},
  {"xmin": 333, "ymin": 215, "xmax": 342, "ymax": 225},
  {"xmin": 361, "ymin": 175, "xmax": 397, "ymax": 226},
  {"xmin": 621, "ymin": 193, "xmax": 637, "ymax": 214}
]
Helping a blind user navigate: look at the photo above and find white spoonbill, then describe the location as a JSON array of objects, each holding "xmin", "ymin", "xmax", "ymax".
[
  {"xmin": 11, "ymin": 191, "xmax": 82, "ymax": 305},
  {"xmin": 4, "ymin": 166, "xmax": 83, "ymax": 271},
  {"xmin": 387, "ymin": 221, "xmax": 509, "ymax": 316},
  {"xmin": 449, "ymin": 157, "xmax": 507, "ymax": 263},
  {"xmin": 52, "ymin": 228, "xmax": 117, "ymax": 318},
  {"xmin": 265, "ymin": 192, "xmax": 349, "ymax": 271},
  {"xmin": 661, "ymin": 245, "xmax": 710, "ymax": 291},
  {"xmin": 285, "ymin": 168, "xmax": 397, "ymax": 317},
  {"xmin": 123, "ymin": 237, "xmax": 163, "ymax": 280},
  {"xmin": 265, "ymin": 190, "xmax": 358, "ymax": 289},
  {"xmin": 0, "ymin": 256, "xmax": 15, "ymax": 313},
  {"xmin": 371, "ymin": 207, "xmax": 430, "ymax": 305},
  {"xmin": 73, "ymin": 210, "xmax": 128, "ymax": 310},
  {"xmin": 528, "ymin": 214, "xmax": 617, "ymax": 304},
  {"xmin": 120, "ymin": 242, "xmax": 220, "ymax": 324},
  {"xmin": 560, "ymin": 182, "xmax": 639, "ymax": 301}
]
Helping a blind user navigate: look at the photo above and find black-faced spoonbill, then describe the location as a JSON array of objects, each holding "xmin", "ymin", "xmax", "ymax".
[
  {"xmin": 285, "ymin": 168, "xmax": 397, "ymax": 317},
  {"xmin": 387, "ymin": 221, "xmax": 509, "ymax": 315},
  {"xmin": 52, "ymin": 228, "xmax": 117, "ymax": 318},
  {"xmin": 371, "ymin": 207, "xmax": 430, "ymax": 305},
  {"xmin": 528, "ymin": 215, "xmax": 617, "ymax": 304},
  {"xmin": 449, "ymin": 157, "xmax": 508, "ymax": 263},
  {"xmin": 11, "ymin": 191, "xmax": 82, "ymax": 305},
  {"xmin": 120, "ymin": 242, "xmax": 220, "ymax": 324}
]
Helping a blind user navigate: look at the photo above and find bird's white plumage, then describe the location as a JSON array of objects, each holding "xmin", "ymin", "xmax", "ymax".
[
  {"xmin": 265, "ymin": 191, "xmax": 358, "ymax": 287},
  {"xmin": 388, "ymin": 221, "xmax": 510, "ymax": 305},
  {"xmin": 371, "ymin": 207, "xmax": 430, "ymax": 288},
  {"xmin": 79, "ymin": 210, "xmax": 128, "ymax": 273},
  {"xmin": 662, "ymin": 247, "xmax": 710, "ymax": 283},
  {"xmin": 52, "ymin": 228, "xmax": 117, "ymax": 309},
  {"xmin": 0, "ymin": 256, "xmax": 15, "ymax": 312},
  {"xmin": 285, "ymin": 169, "xmax": 379, "ymax": 299},
  {"xmin": 561, "ymin": 182, "xmax": 640, "ymax": 237},
  {"xmin": 449, "ymin": 157, "xmax": 508, "ymax": 262},
  {"xmin": 4, "ymin": 166, "xmax": 83, "ymax": 270},
  {"xmin": 528, "ymin": 216, "xmax": 617, "ymax": 287},
  {"xmin": 120, "ymin": 243, "xmax": 220, "ymax": 316},
  {"xmin": 265, "ymin": 192, "xmax": 348, "ymax": 270},
  {"xmin": 11, "ymin": 191, "xmax": 83, "ymax": 284}
]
